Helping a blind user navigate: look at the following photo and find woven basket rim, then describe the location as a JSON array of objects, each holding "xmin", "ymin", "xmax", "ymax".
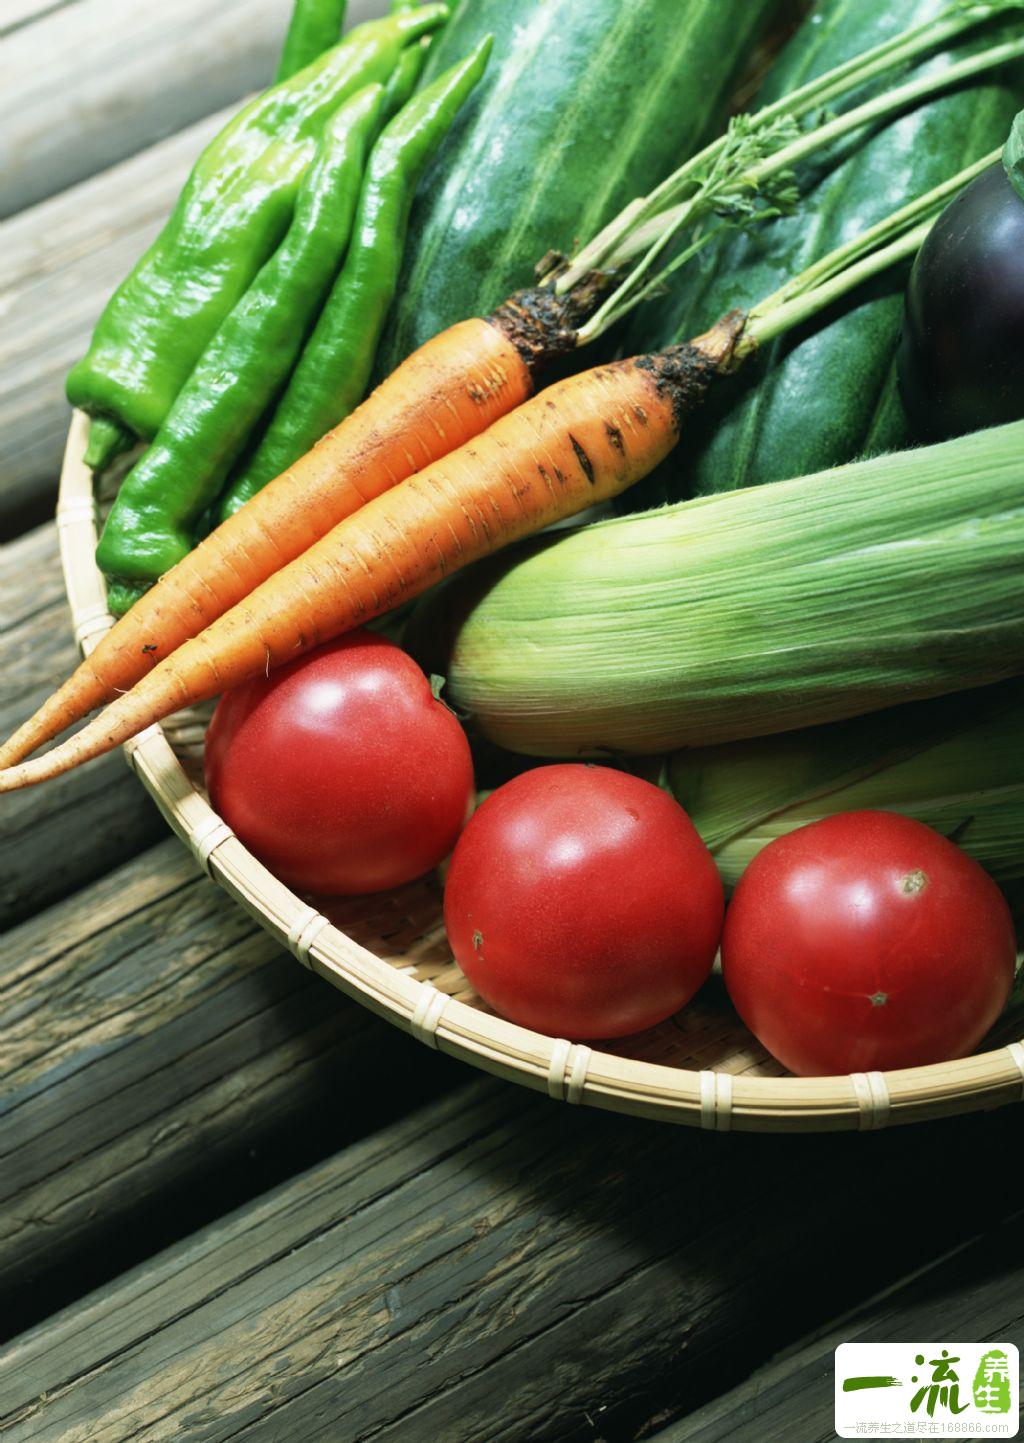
[{"xmin": 56, "ymin": 411, "xmax": 1024, "ymax": 1132}]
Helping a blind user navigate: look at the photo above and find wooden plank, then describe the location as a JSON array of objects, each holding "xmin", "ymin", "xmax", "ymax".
[
  {"xmin": 0, "ymin": 0, "xmax": 294, "ymax": 218},
  {"xmin": 0, "ymin": 112, "xmax": 228, "ymax": 537},
  {"xmin": 0, "ymin": 523, "xmax": 167, "ymax": 926},
  {"xmin": 652, "ymin": 1212, "xmax": 1024, "ymax": 1443},
  {"xmin": 0, "ymin": 0, "xmax": 389, "ymax": 537},
  {"xmin": 1, "ymin": 1080, "xmax": 1021, "ymax": 1441},
  {"xmin": 0, "ymin": 836, "xmax": 462, "ymax": 1338},
  {"xmin": 0, "ymin": 0, "xmax": 81, "ymax": 37}
]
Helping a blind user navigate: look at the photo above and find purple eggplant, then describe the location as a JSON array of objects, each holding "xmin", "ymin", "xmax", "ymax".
[{"xmin": 899, "ymin": 158, "xmax": 1024, "ymax": 441}]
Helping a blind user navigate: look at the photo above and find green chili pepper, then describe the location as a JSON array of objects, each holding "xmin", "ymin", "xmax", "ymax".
[
  {"xmin": 383, "ymin": 40, "xmax": 430, "ymax": 119},
  {"xmin": 382, "ymin": 3, "xmax": 437, "ymax": 117},
  {"xmin": 220, "ymin": 34, "xmax": 491, "ymax": 519},
  {"xmin": 276, "ymin": 0, "xmax": 349, "ymax": 83},
  {"xmin": 96, "ymin": 84, "xmax": 386, "ymax": 614},
  {"xmin": 69, "ymin": 6, "xmax": 447, "ymax": 471}
]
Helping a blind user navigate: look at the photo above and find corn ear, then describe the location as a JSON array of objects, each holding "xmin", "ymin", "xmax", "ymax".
[
  {"xmin": 668, "ymin": 678, "xmax": 1024, "ymax": 889},
  {"xmin": 426, "ymin": 420, "xmax": 1024, "ymax": 756}
]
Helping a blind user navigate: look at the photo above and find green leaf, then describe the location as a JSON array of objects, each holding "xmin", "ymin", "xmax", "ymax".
[{"xmin": 1002, "ymin": 108, "xmax": 1024, "ymax": 204}]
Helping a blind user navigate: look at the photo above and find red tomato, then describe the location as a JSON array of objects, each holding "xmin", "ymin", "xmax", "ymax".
[
  {"xmin": 721, "ymin": 810, "xmax": 1016, "ymax": 1076},
  {"xmin": 205, "ymin": 631, "xmax": 473, "ymax": 895},
  {"xmin": 444, "ymin": 764, "xmax": 723, "ymax": 1039}
]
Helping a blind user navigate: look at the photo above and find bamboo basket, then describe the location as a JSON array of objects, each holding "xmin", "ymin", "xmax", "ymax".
[{"xmin": 56, "ymin": 411, "xmax": 1024, "ymax": 1131}]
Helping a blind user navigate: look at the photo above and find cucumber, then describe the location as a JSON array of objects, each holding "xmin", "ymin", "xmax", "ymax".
[
  {"xmin": 378, "ymin": 0, "xmax": 780, "ymax": 371},
  {"xmin": 622, "ymin": 0, "xmax": 1024, "ymax": 507}
]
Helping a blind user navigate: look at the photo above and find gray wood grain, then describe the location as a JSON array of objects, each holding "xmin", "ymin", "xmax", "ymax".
[
  {"xmin": 653, "ymin": 1212, "xmax": 1024, "ymax": 1443},
  {"xmin": 0, "ymin": 0, "xmax": 390, "ymax": 537},
  {"xmin": 1, "ymin": 1079, "xmax": 1021, "ymax": 1442},
  {"xmin": 0, "ymin": 0, "xmax": 79, "ymax": 36},
  {"xmin": 0, "ymin": 523, "xmax": 167, "ymax": 926},
  {"xmin": 0, "ymin": 0, "xmax": 294, "ymax": 217},
  {"xmin": 0, "ymin": 111, "xmax": 228, "ymax": 536},
  {"xmin": 0, "ymin": 834, "xmax": 461, "ymax": 1338}
]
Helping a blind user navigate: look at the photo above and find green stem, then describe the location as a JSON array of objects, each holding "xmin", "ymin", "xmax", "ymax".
[
  {"xmin": 576, "ymin": 32, "xmax": 1024, "ymax": 343},
  {"xmin": 737, "ymin": 149, "xmax": 997, "ymax": 355},
  {"xmin": 558, "ymin": 0, "xmax": 1021, "ymax": 292},
  {"xmin": 754, "ymin": 145, "xmax": 998, "ymax": 313},
  {"xmin": 747, "ymin": 34, "xmax": 1024, "ymax": 186},
  {"xmin": 751, "ymin": 1, "xmax": 1021, "ymax": 129},
  {"xmin": 739, "ymin": 218, "xmax": 935, "ymax": 354},
  {"xmin": 83, "ymin": 415, "xmax": 135, "ymax": 473}
]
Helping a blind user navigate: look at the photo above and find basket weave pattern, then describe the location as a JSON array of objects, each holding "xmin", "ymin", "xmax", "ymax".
[{"xmin": 57, "ymin": 413, "xmax": 1024, "ymax": 1130}]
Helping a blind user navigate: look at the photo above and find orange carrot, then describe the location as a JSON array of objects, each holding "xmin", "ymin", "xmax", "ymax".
[
  {"xmin": 0, "ymin": 314, "xmax": 532, "ymax": 771},
  {"xmin": 0, "ymin": 322, "xmax": 737, "ymax": 791}
]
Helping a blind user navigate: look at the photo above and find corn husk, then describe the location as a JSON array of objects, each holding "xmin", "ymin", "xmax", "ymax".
[
  {"xmin": 668, "ymin": 677, "xmax": 1024, "ymax": 888},
  {"xmin": 429, "ymin": 420, "xmax": 1024, "ymax": 756}
]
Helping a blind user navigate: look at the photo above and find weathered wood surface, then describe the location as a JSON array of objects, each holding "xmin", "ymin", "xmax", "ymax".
[
  {"xmin": 0, "ymin": 0, "xmax": 388, "ymax": 535},
  {"xmin": 654, "ymin": 1212, "xmax": 1024, "ymax": 1443},
  {"xmin": 2, "ymin": 1082, "xmax": 1021, "ymax": 1442},
  {"xmin": 0, "ymin": 114, "xmax": 227, "ymax": 536},
  {"xmin": 0, "ymin": 0, "xmax": 62, "ymax": 35},
  {"xmin": 1, "ymin": 0, "xmax": 294, "ymax": 217},
  {"xmin": 0, "ymin": 524, "xmax": 166, "ymax": 925},
  {"xmin": 0, "ymin": 834, "xmax": 462, "ymax": 1339}
]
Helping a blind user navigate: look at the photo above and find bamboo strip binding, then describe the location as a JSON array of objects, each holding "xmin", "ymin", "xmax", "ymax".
[{"xmin": 55, "ymin": 411, "xmax": 1024, "ymax": 1131}]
